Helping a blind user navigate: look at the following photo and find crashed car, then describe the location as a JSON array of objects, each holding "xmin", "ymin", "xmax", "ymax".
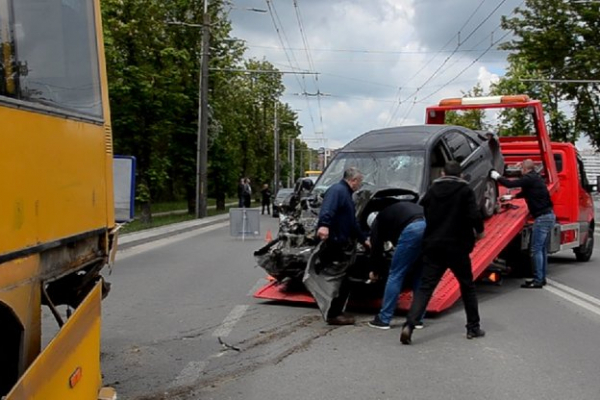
[{"xmin": 255, "ymin": 125, "xmax": 504, "ymax": 285}]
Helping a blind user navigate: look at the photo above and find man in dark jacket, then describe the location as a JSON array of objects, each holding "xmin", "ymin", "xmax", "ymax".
[
  {"xmin": 367, "ymin": 201, "xmax": 426, "ymax": 330},
  {"xmin": 303, "ymin": 167, "xmax": 369, "ymax": 325},
  {"xmin": 260, "ymin": 183, "xmax": 272, "ymax": 215},
  {"xmin": 491, "ymin": 159, "xmax": 556, "ymax": 288},
  {"xmin": 401, "ymin": 161, "xmax": 485, "ymax": 344}
]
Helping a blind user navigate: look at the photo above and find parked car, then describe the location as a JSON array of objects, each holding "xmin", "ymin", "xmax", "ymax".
[
  {"xmin": 255, "ymin": 125, "xmax": 504, "ymax": 283},
  {"xmin": 272, "ymin": 188, "xmax": 295, "ymax": 218}
]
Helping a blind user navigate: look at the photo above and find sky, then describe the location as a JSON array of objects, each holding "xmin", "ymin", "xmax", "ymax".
[{"xmin": 227, "ymin": 0, "xmax": 530, "ymax": 150}]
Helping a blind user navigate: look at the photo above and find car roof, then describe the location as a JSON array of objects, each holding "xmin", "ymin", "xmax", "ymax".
[{"xmin": 342, "ymin": 125, "xmax": 451, "ymax": 152}]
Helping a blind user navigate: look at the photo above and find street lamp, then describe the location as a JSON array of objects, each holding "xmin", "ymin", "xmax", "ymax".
[{"xmin": 170, "ymin": 1, "xmax": 265, "ymax": 218}]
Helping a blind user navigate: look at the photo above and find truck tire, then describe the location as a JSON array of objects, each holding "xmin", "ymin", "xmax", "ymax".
[{"xmin": 574, "ymin": 226, "xmax": 594, "ymax": 262}]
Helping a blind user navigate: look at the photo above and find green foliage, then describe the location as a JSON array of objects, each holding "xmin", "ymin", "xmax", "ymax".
[
  {"xmin": 497, "ymin": 0, "xmax": 600, "ymax": 145},
  {"xmin": 445, "ymin": 84, "xmax": 488, "ymax": 130},
  {"xmin": 101, "ymin": 0, "xmax": 304, "ymax": 215}
]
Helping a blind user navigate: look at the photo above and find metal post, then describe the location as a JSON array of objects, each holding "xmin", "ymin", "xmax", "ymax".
[
  {"xmin": 197, "ymin": 0, "xmax": 210, "ymax": 218},
  {"xmin": 274, "ymin": 103, "xmax": 279, "ymax": 194},
  {"xmin": 291, "ymin": 139, "xmax": 295, "ymax": 185}
]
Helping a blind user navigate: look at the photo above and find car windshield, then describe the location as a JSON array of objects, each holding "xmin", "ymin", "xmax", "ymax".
[
  {"xmin": 275, "ymin": 189, "xmax": 294, "ymax": 201},
  {"xmin": 314, "ymin": 150, "xmax": 426, "ymax": 194}
]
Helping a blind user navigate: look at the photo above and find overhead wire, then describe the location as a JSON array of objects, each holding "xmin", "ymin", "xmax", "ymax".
[
  {"xmin": 385, "ymin": 0, "xmax": 491, "ymax": 126},
  {"xmin": 394, "ymin": 0, "xmax": 512, "ymax": 126},
  {"xmin": 265, "ymin": 0, "xmax": 317, "ymax": 134},
  {"xmin": 292, "ymin": 0, "xmax": 326, "ymax": 143}
]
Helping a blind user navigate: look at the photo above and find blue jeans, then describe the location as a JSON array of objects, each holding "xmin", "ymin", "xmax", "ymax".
[
  {"xmin": 378, "ymin": 219, "xmax": 426, "ymax": 325},
  {"xmin": 530, "ymin": 212, "xmax": 556, "ymax": 283}
]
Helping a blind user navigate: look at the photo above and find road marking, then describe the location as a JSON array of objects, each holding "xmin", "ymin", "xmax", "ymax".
[
  {"xmin": 212, "ymin": 305, "xmax": 249, "ymax": 338},
  {"xmin": 169, "ymin": 360, "xmax": 208, "ymax": 388},
  {"xmin": 546, "ymin": 279, "xmax": 600, "ymax": 317},
  {"xmin": 117, "ymin": 222, "xmax": 229, "ymax": 261},
  {"xmin": 247, "ymin": 278, "xmax": 268, "ymax": 296}
]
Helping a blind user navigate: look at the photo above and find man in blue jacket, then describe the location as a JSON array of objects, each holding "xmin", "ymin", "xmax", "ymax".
[{"xmin": 304, "ymin": 167, "xmax": 369, "ymax": 325}]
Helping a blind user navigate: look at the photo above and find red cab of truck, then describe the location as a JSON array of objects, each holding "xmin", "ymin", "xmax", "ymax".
[{"xmin": 501, "ymin": 137, "xmax": 595, "ymax": 261}]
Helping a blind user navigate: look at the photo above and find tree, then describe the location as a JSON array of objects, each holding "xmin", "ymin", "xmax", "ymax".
[
  {"xmin": 500, "ymin": 0, "xmax": 599, "ymax": 145},
  {"xmin": 445, "ymin": 84, "xmax": 489, "ymax": 130}
]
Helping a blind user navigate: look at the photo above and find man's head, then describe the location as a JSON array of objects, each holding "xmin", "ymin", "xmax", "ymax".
[
  {"xmin": 521, "ymin": 159, "xmax": 535, "ymax": 174},
  {"xmin": 343, "ymin": 167, "xmax": 363, "ymax": 191},
  {"xmin": 442, "ymin": 160, "xmax": 462, "ymax": 177}
]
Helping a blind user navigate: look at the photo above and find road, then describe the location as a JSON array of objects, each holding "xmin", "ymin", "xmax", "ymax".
[{"xmin": 98, "ymin": 213, "xmax": 600, "ymax": 400}]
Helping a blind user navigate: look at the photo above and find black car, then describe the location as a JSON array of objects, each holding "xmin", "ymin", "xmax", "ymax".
[
  {"xmin": 255, "ymin": 125, "xmax": 504, "ymax": 283},
  {"xmin": 272, "ymin": 188, "xmax": 294, "ymax": 218}
]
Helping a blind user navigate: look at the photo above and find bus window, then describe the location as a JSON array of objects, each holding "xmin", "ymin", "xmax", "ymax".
[{"xmin": 1, "ymin": 0, "xmax": 103, "ymax": 119}]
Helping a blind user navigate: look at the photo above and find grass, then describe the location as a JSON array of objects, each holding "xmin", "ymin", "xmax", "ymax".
[{"xmin": 133, "ymin": 198, "xmax": 237, "ymax": 215}]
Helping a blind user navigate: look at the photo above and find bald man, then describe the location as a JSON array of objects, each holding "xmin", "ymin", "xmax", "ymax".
[{"xmin": 491, "ymin": 159, "xmax": 556, "ymax": 288}]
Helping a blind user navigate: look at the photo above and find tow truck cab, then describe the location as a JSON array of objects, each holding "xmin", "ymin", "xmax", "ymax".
[{"xmin": 500, "ymin": 138, "xmax": 595, "ymax": 262}]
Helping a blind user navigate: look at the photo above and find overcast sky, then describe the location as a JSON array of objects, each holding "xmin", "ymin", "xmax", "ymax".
[{"xmin": 228, "ymin": 0, "xmax": 526, "ymax": 149}]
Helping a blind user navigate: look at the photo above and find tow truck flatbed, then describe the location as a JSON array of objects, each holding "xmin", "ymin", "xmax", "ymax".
[{"xmin": 254, "ymin": 198, "xmax": 530, "ymax": 313}]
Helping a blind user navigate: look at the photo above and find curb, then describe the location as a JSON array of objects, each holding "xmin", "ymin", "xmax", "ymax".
[{"xmin": 118, "ymin": 213, "xmax": 230, "ymax": 250}]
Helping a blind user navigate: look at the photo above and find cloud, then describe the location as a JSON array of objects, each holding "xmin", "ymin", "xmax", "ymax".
[{"xmin": 229, "ymin": 0, "xmax": 524, "ymax": 149}]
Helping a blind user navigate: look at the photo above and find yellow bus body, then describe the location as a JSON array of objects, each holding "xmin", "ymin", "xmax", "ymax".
[
  {"xmin": 5, "ymin": 281, "xmax": 106, "ymax": 400},
  {"xmin": 0, "ymin": 0, "xmax": 116, "ymax": 398}
]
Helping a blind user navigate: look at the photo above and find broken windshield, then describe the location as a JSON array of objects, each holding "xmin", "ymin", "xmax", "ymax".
[{"xmin": 314, "ymin": 150, "xmax": 426, "ymax": 195}]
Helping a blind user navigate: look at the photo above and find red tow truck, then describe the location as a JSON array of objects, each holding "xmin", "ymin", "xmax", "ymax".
[{"xmin": 255, "ymin": 95, "xmax": 595, "ymax": 313}]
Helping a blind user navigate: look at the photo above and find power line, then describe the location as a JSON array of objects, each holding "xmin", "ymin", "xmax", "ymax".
[
  {"xmin": 265, "ymin": 0, "xmax": 318, "ymax": 134},
  {"xmin": 395, "ymin": 0, "xmax": 510, "ymax": 125},
  {"xmin": 386, "ymin": 0, "xmax": 502, "ymax": 126},
  {"xmin": 292, "ymin": 0, "xmax": 326, "ymax": 144}
]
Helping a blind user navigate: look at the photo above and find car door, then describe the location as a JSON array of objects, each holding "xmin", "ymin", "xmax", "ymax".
[{"xmin": 442, "ymin": 130, "xmax": 485, "ymax": 196}]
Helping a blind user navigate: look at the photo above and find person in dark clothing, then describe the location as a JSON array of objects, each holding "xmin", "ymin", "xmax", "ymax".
[
  {"xmin": 260, "ymin": 183, "xmax": 272, "ymax": 215},
  {"xmin": 242, "ymin": 178, "xmax": 252, "ymax": 208},
  {"xmin": 491, "ymin": 159, "xmax": 556, "ymax": 288},
  {"xmin": 303, "ymin": 167, "xmax": 370, "ymax": 326},
  {"xmin": 367, "ymin": 201, "xmax": 426, "ymax": 330},
  {"xmin": 401, "ymin": 161, "xmax": 485, "ymax": 344}
]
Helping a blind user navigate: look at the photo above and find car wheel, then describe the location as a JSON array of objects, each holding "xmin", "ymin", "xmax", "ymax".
[
  {"xmin": 481, "ymin": 178, "xmax": 498, "ymax": 218},
  {"xmin": 574, "ymin": 225, "xmax": 594, "ymax": 262}
]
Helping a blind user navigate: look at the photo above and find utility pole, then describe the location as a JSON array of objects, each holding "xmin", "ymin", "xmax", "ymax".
[
  {"xmin": 196, "ymin": 0, "xmax": 210, "ymax": 218},
  {"xmin": 274, "ymin": 103, "xmax": 280, "ymax": 195}
]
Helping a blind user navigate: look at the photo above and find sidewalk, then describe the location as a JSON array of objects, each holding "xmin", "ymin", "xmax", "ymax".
[{"xmin": 118, "ymin": 213, "xmax": 230, "ymax": 250}]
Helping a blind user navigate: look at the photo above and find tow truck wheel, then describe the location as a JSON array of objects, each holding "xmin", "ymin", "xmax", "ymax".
[
  {"xmin": 574, "ymin": 225, "xmax": 594, "ymax": 262},
  {"xmin": 481, "ymin": 178, "xmax": 498, "ymax": 218}
]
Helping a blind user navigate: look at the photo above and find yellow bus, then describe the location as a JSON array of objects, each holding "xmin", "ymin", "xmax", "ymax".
[
  {"xmin": 305, "ymin": 170, "xmax": 322, "ymax": 180},
  {"xmin": 1, "ymin": 1, "xmax": 117, "ymax": 398}
]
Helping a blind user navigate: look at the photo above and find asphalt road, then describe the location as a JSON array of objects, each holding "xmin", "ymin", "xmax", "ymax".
[{"xmin": 98, "ymin": 213, "xmax": 600, "ymax": 400}]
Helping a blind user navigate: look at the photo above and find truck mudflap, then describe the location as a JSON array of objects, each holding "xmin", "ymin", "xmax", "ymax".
[
  {"xmin": 5, "ymin": 281, "xmax": 115, "ymax": 400},
  {"xmin": 255, "ymin": 199, "xmax": 530, "ymax": 313}
]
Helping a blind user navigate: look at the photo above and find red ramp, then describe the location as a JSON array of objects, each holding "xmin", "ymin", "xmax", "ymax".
[{"xmin": 254, "ymin": 200, "xmax": 529, "ymax": 313}]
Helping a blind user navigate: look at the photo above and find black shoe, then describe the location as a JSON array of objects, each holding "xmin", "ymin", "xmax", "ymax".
[
  {"xmin": 368, "ymin": 316, "xmax": 390, "ymax": 330},
  {"xmin": 326, "ymin": 314, "xmax": 355, "ymax": 326},
  {"xmin": 400, "ymin": 323, "xmax": 413, "ymax": 345},
  {"xmin": 521, "ymin": 280, "xmax": 543, "ymax": 289},
  {"xmin": 466, "ymin": 327, "xmax": 486, "ymax": 339},
  {"xmin": 525, "ymin": 278, "xmax": 547, "ymax": 286}
]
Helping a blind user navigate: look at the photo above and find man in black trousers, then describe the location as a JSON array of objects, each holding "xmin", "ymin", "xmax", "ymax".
[{"xmin": 401, "ymin": 161, "xmax": 485, "ymax": 344}]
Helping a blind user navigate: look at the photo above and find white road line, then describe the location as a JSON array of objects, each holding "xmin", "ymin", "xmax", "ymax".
[
  {"xmin": 545, "ymin": 280, "xmax": 600, "ymax": 318},
  {"xmin": 247, "ymin": 278, "xmax": 268, "ymax": 296},
  {"xmin": 117, "ymin": 222, "xmax": 229, "ymax": 261},
  {"xmin": 546, "ymin": 278, "xmax": 600, "ymax": 308},
  {"xmin": 169, "ymin": 360, "xmax": 208, "ymax": 388},
  {"xmin": 212, "ymin": 305, "xmax": 249, "ymax": 338}
]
